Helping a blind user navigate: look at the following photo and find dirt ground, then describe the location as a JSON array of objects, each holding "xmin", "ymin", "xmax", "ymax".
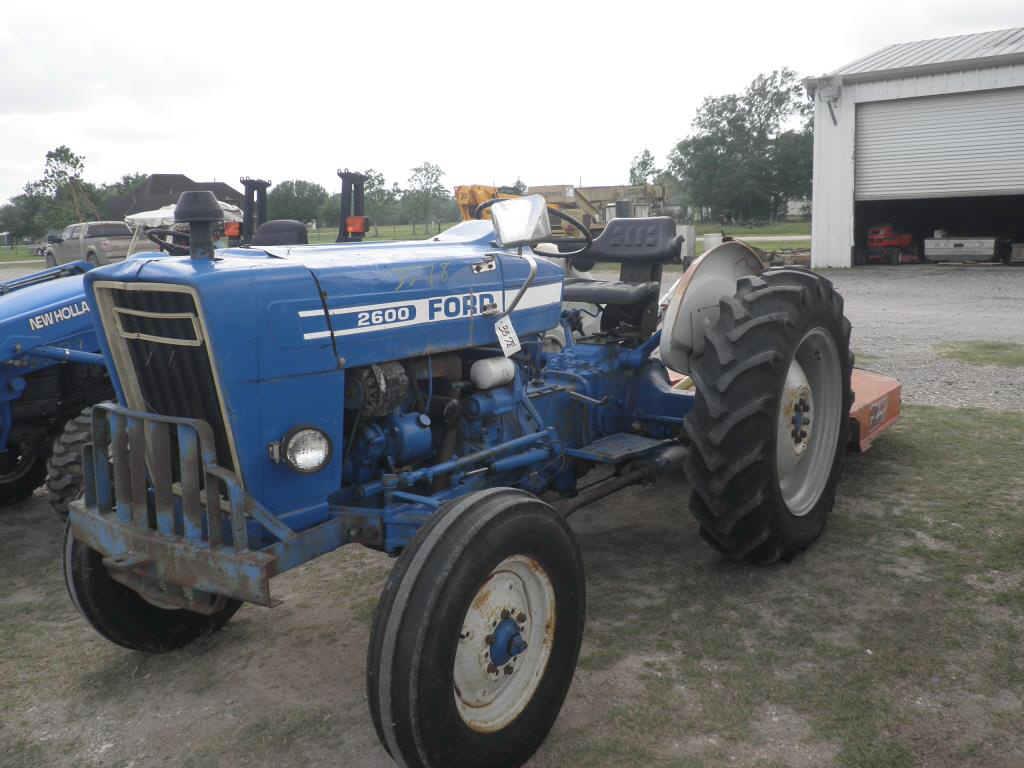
[
  {"xmin": 3, "ymin": 405, "xmax": 1024, "ymax": 768},
  {"xmin": 2, "ymin": 262, "xmax": 1023, "ymax": 768}
]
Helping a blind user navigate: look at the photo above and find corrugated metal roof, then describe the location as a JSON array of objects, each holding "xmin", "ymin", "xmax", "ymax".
[{"xmin": 831, "ymin": 27, "xmax": 1024, "ymax": 80}]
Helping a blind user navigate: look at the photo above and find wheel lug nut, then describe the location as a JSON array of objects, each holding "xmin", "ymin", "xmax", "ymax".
[
  {"xmin": 487, "ymin": 663, "xmax": 498, "ymax": 675},
  {"xmin": 501, "ymin": 609, "xmax": 510, "ymax": 620},
  {"xmin": 485, "ymin": 634, "xmax": 495, "ymax": 645},
  {"xmin": 503, "ymin": 665, "xmax": 514, "ymax": 675},
  {"xmin": 516, "ymin": 612, "xmax": 526, "ymax": 623}
]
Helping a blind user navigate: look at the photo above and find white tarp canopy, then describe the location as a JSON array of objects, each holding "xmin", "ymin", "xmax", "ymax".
[{"xmin": 124, "ymin": 200, "xmax": 244, "ymax": 228}]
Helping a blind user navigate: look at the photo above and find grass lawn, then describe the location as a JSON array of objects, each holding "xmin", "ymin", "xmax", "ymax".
[
  {"xmin": 936, "ymin": 341, "xmax": 1024, "ymax": 368},
  {"xmin": 0, "ymin": 246, "xmax": 43, "ymax": 263},
  {"xmin": 694, "ymin": 221, "xmax": 810, "ymax": 237},
  {"xmin": 307, "ymin": 223, "xmax": 457, "ymax": 245},
  {"xmin": 743, "ymin": 239, "xmax": 810, "ymax": 252},
  {"xmin": 2, "ymin": 405, "xmax": 1023, "ymax": 767}
]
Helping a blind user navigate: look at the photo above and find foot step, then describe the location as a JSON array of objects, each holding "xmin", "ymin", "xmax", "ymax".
[{"xmin": 567, "ymin": 433, "xmax": 664, "ymax": 463}]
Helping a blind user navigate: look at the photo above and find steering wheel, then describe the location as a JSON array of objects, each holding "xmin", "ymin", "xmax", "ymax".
[
  {"xmin": 471, "ymin": 199, "xmax": 594, "ymax": 260},
  {"xmin": 146, "ymin": 227, "xmax": 190, "ymax": 256}
]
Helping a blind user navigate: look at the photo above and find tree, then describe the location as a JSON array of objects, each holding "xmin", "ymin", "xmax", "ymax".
[
  {"xmin": 629, "ymin": 149, "xmax": 659, "ymax": 186},
  {"xmin": 267, "ymin": 180, "xmax": 329, "ymax": 223},
  {"xmin": 667, "ymin": 69, "xmax": 812, "ymax": 222},
  {"xmin": 405, "ymin": 162, "xmax": 448, "ymax": 233}
]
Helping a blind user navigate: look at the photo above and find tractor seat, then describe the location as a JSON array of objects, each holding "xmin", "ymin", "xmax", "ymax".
[
  {"xmin": 576, "ymin": 216, "xmax": 682, "ymax": 269},
  {"xmin": 563, "ymin": 278, "xmax": 660, "ymax": 306}
]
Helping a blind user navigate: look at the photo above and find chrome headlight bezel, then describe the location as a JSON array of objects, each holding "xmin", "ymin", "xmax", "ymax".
[{"xmin": 280, "ymin": 426, "xmax": 332, "ymax": 474}]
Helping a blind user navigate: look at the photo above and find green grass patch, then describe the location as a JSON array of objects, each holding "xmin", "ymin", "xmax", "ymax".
[
  {"xmin": 694, "ymin": 221, "xmax": 810, "ymax": 237},
  {"xmin": 0, "ymin": 246, "xmax": 42, "ymax": 263},
  {"xmin": 307, "ymin": 223, "xmax": 458, "ymax": 245},
  {"xmin": 743, "ymin": 239, "xmax": 810, "ymax": 252},
  {"xmin": 936, "ymin": 340, "xmax": 1024, "ymax": 368}
]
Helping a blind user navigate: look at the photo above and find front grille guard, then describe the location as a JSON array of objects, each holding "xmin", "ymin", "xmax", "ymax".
[{"xmin": 69, "ymin": 403, "xmax": 298, "ymax": 608}]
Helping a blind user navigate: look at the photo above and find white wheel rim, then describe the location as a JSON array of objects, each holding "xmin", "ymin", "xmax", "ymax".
[
  {"xmin": 775, "ymin": 327, "xmax": 842, "ymax": 517},
  {"xmin": 453, "ymin": 554, "xmax": 556, "ymax": 733}
]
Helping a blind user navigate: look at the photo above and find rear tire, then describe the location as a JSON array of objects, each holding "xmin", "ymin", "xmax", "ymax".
[
  {"xmin": 683, "ymin": 268, "xmax": 853, "ymax": 564},
  {"xmin": 64, "ymin": 524, "xmax": 241, "ymax": 652},
  {"xmin": 367, "ymin": 488, "xmax": 585, "ymax": 768},
  {"xmin": 46, "ymin": 406, "xmax": 95, "ymax": 519}
]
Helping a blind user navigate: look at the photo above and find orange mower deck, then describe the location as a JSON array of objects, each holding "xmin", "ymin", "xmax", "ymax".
[{"xmin": 668, "ymin": 368, "xmax": 901, "ymax": 452}]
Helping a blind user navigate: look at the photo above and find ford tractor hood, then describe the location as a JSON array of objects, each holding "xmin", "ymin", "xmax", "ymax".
[{"xmin": 233, "ymin": 221, "xmax": 565, "ymax": 367}]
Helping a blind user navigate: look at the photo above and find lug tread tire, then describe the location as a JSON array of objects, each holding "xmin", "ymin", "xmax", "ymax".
[
  {"xmin": 367, "ymin": 488, "xmax": 585, "ymax": 768},
  {"xmin": 684, "ymin": 268, "xmax": 853, "ymax": 564},
  {"xmin": 46, "ymin": 407, "xmax": 94, "ymax": 519},
  {"xmin": 63, "ymin": 524, "xmax": 240, "ymax": 652}
]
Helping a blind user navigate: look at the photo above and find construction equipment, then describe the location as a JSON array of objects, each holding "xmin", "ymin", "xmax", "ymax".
[
  {"xmin": 64, "ymin": 189, "xmax": 899, "ymax": 768},
  {"xmin": 454, "ymin": 184, "xmax": 520, "ymax": 220}
]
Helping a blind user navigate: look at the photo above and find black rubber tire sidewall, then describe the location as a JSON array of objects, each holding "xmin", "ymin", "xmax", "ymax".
[
  {"xmin": 369, "ymin": 489, "xmax": 585, "ymax": 768},
  {"xmin": 46, "ymin": 407, "xmax": 94, "ymax": 519},
  {"xmin": 760, "ymin": 281, "xmax": 850, "ymax": 550},
  {"xmin": 684, "ymin": 268, "xmax": 852, "ymax": 563},
  {"xmin": 63, "ymin": 523, "xmax": 241, "ymax": 653},
  {"xmin": 0, "ymin": 443, "xmax": 47, "ymax": 506}
]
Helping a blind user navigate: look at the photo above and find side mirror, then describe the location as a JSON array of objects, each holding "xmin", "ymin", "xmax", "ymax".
[
  {"xmin": 47, "ymin": 234, "xmax": 62, "ymax": 244},
  {"xmin": 490, "ymin": 195, "xmax": 552, "ymax": 249}
]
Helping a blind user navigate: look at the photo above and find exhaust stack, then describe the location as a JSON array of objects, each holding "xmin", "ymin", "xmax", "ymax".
[{"xmin": 174, "ymin": 191, "xmax": 223, "ymax": 260}]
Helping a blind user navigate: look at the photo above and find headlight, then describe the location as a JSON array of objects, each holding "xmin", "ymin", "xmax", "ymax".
[{"xmin": 282, "ymin": 427, "xmax": 332, "ymax": 473}]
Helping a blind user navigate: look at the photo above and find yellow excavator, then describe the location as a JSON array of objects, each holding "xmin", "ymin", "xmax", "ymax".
[{"xmin": 454, "ymin": 184, "xmax": 604, "ymax": 239}]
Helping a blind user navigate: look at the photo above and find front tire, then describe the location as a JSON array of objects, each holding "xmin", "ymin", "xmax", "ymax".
[
  {"xmin": 0, "ymin": 435, "xmax": 48, "ymax": 507},
  {"xmin": 367, "ymin": 488, "xmax": 585, "ymax": 768},
  {"xmin": 684, "ymin": 268, "xmax": 853, "ymax": 563},
  {"xmin": 64, "ymin": 525, "xmax": 241, "ymax": 652}
]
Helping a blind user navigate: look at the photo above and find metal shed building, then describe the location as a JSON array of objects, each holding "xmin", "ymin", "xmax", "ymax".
[{"xmin": 806, "ymin": 27, "xmax": 1024, "ymax": 267}]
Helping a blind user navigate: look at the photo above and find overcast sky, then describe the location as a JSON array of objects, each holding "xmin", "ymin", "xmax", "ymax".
[{"xmin": 1, "ymin": 1, "xmax": 1021, "ymax": 205}]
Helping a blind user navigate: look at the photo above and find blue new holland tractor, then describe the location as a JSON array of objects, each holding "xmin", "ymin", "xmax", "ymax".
[
  {"xmin": 0, "ymin": 262, "xmax": 111, "ymax": 513},
  {"xmin": 65, "ymin": 191, "xmax": 857, "ymax": 768}
]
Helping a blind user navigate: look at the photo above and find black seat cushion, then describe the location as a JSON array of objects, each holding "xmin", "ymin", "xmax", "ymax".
[
  {"xmin": 581, "ymin": 217, "xmax": 682, "ymax": 266},
  {"xmin": 252, "ymin": 219, "xmax": 308, "ymax": 246},
  {"xmin": 563, "ymin": 279, "xmax": 660, "ymax": 305}
]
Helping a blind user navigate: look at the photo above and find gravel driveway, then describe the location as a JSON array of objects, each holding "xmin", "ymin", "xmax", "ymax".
[
  {"xmin": 823, "ymin": 264, "xmax": 1024, "ymax": 411},
  {"xmin": 3, "ymin": 260, "xmax": 1021, "ymax": 410}
]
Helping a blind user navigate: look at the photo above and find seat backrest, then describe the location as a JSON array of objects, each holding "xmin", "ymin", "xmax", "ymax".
[
  {"xmin": 251, "ymin": 219, "xmax": 308, "ymax": 247},
  {"xmin": 584, "ymin": 217, "xmax": 682, "ymax": 266}
]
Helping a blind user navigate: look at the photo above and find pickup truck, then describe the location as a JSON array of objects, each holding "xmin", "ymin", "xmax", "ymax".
[{"xmin": 43, "ymin": 221, "xmax": 144, "ymax": 266}]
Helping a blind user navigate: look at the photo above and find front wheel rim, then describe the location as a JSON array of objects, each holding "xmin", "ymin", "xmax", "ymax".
[
  {"xmin": 775, "ymin": 327, "xmax": 842, "ymax": 517},
  {"xmin": 453, "ymin": 554, "xmax": 556, "ymax": 733}
]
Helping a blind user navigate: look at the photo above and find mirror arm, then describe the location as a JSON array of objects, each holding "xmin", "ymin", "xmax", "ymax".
[{"xmin": 485, "ymin": 246, "xmax": 537, "ymax": 320}]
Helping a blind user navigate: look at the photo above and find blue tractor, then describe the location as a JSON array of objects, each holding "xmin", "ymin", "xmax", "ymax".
[
  {"xmin": 0, "ymin": 262, "xmax": 111, "ymax": 513},
  {"xmin": 65, "ymin": 191, "xmax": 854, "ymax": 768}
]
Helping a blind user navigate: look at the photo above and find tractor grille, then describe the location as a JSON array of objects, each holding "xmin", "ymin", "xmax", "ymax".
[{"xmin": 99, "ymin": 286, "xmax": 235, "ymax": 472}]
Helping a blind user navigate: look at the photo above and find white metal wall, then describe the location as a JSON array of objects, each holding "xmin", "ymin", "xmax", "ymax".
[{"xmin": 855, "ymin": 88, "xmax": 1024, "ymax": 200}]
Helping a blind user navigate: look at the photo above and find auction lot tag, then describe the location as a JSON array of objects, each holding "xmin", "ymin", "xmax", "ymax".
[{"xmin": 494, "ymin": 316, "xmax": 522, "ymax": 357}]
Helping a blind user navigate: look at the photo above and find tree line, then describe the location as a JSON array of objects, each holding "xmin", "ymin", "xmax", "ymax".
[
  {"xmin": 2, "ymin": 68, "xmax": 811, "ymax": 239},
  {"xmin": 0, "ymin": 153, "xmax": 461, "ymax": 240},
  {"xmin": 630, "ymin": 68, "xmax": 812, "ymax": 224},
  {"xmin": 0, "ymin": 146, "xmax": 148, "ymax": 239},
  {"xmin": 269, "ymin": 162, "xmax": 459, "ymax": 235}
]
